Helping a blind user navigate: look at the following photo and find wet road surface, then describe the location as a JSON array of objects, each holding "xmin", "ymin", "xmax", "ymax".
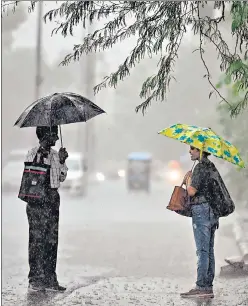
[{"xmin": 2, "ymin": 181, "xmax": 247, "ymax": 305}]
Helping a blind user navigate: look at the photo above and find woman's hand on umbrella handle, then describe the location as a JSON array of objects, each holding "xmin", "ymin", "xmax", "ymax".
[{"xmin": 183, "ymin": 171, "xmax": 192, "ymax": 185}]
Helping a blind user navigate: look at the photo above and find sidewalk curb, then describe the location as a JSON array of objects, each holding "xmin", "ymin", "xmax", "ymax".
[
  {"xmin": 232, "ymin": 213, "xmax": 248, "ymax": 263},
  {"xmin": 220, "ymin": 212, "xmax": 248, "ymax": 276}
]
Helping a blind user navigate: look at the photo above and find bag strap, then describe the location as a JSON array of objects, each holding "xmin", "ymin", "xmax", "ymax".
[
  {"xmin": 35, "ymin": 147, "xmax": 52, "ymax": 164},
  {"xmin": 33, "ymin": 152, "xmax": 45, "ymax": 164},
  {"xmin": 33, "ymin": 153, "xmax": 39, "ymax": 163},
  {"xmin": 190, "ymin": 161, "xmax": 196, "ymax": 172}
]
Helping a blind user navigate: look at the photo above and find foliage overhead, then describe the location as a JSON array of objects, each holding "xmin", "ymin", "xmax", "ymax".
[
  {"xmin": 2, "ymin": 1, "xmax": 248, "ymax": 115},
  {"xmin": 217, "ymin": 59, "xmax": 248, "ymax": 116},
  {"xmin": 217, "ymin": 82, "xmax": 248, "ymax": 207}
]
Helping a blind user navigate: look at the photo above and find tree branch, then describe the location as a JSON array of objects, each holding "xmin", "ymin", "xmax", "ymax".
[
  {"xmin": 199, "ymin": 30, "xmax": 232, "ymax": 108},
  {"xmin": 5, "ymin": 0, "xmax": 245, "ymax": 115}
]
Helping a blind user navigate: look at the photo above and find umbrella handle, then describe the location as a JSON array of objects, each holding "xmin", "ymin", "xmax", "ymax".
[
  {"xmin": 180, "ymin": 161, "xmax": 196, "ymax": 187},
  {"xmin": 59, "ymin": 125, "xmax": 63, "ymax": 148}
]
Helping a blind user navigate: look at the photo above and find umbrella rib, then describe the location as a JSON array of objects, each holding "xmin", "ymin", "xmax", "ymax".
[
  {"xmin": 14, "ymin": 98, "xmax": 44, "ymax": 127},
  {"xmin": 21, "ymin": 100, "xmax": 48, "ymax": 127},
  {"xmin": 58, "ymin": 94, "xmax": 83, "ymax": 124},
  {"xmin": 68, "ymin": 97, "xmax": 88, "ymax": 122},
  {"xmin": 61, "ymin": 95, "xmax": 73, "ymax": 125},
  {"xmin": 52, "ymin": 94, "xmax": 72, "ymax": 125}
]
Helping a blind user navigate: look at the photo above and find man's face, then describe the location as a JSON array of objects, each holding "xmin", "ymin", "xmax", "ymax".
[
  {"xmin": 189, "ymin": 146, "xmax": 200, "ymax": 161},
  {"xmin": 43, "ymin": 132, "xmax": 59, "ymax": 147}
]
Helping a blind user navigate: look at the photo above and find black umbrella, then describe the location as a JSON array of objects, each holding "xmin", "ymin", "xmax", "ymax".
[{"xmin": 14, "ymin": 92, "xmax": 106, "ymax": 146}]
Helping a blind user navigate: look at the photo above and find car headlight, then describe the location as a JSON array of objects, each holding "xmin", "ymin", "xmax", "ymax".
[
  {"xmin": 167, "ymin": 170, "xmax": 181, "ymax": 181},
  {"xmin": 96, "ymin": 172, "xmax": 105, "ymax": 181},
  {"xmin": 118, "ymin": 169, "xmax": 125, "ymax": 177}
]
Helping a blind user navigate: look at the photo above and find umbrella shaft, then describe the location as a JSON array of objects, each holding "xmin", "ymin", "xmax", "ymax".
[{"xmin": 59, "ymin": 125, "xmax": 63, "ymax": 147}]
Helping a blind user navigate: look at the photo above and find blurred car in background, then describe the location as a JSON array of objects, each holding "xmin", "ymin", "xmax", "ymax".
[
  {"xmin": 117, "ymin": 169, "xmax": 125, "ymax": 178},
  {"xmin": 94, "ymin": 171, "xmax": 106, "ymax": 182},
  {"xmin": 153, "ymin": 158, "xmax": 193, "ymax": 186},
  {"xmin": 94, "ymin": 160, "xmax": 126, "ymax": 182},
  {"xmin": 61, "ymin": 152, "xmax": 85, "ymax": 195},
  {"xmin": 164, "ymin": 160, "xmax": 184, "ymax": 185},
  {"xmin": 93, "ymin": 157, "xmax": 190, "ymax": 188},
  {"xmin": 126, "ymin": 152, "xmax": 152, "ymax": 192},
  {"xmin": 91, "ymin": 155, "xmax": 193, "ymax": 188}
]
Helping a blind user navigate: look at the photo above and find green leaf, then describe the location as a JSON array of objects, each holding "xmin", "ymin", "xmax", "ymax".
[
  {"xmin": 227, "ymin": 60, "xmax": 244, "ymax": 75},
  {"xmin": 231, "ymin": 20, "xmax": 240, "ymax": 32},
  {"xmin": 232, "ymin": 80, "xmax": 242, "ymax": 96},
  {"xmin": 224, "ymin": 74, "xmax": 232, "ymax": 85},
  {"xmin": 216, "ymin": 81, "xmax": 223, "ymax": 89}
]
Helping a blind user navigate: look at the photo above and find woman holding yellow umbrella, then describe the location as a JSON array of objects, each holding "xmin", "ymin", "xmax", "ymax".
[
  {"xmin": 158, "ymin": 124, "xmax": 245, "ymax": 299},
  {"xmin": 159, "ymin": 124, "xmax": 245, "ymax": 168}
]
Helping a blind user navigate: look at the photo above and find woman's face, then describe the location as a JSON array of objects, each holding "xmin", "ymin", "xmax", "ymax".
[{"xmin": 189, "ymin": 146, "xmax": 200, "ymax": 161}]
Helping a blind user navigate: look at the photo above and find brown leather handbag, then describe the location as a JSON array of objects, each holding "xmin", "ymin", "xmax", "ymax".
[
  {"xmin": 167, "ymin": 162, "xmax": 196, "ymax": 217},
  {"xmin": 167, "ymin": 183, "xmax": 188, "ymax": 211}
]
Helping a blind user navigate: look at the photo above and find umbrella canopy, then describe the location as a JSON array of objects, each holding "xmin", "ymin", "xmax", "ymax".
[
  {"xmin": 158, "ymin": 123, "xmax": 245, "ymax": 168},
  {"xmin": 14, "ymin": 92, "xmax": 105, "ymax": 128}
]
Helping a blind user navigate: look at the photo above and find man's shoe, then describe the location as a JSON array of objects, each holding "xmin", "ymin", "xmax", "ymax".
[
  {"xmin": 28, "ymin": 283, "xmax": 45, "ymax": 292},
  {"xmin": 45, "ymin": 283, "xmax": 66, "ymax": 292},
  {"xmin": 180, "ymin": 288, "xmax": 214, "ymax": 298}
]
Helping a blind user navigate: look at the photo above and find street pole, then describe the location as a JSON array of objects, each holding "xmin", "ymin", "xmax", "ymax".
[
  {"xmin": 35, "ymin": 1, "xmax": 43, "ymax": 101},
  {"xmin": 82, "ymin": 21, "xmax": 96, "ymax": 196},
  {"xmin": 31, "ymin": 1, "xmax": 43, "ymax": 146}
]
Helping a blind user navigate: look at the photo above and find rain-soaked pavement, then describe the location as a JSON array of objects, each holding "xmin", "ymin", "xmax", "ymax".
[{"xmin": 2, "ymin": 181, "xmax": 248, "ymax": 306}]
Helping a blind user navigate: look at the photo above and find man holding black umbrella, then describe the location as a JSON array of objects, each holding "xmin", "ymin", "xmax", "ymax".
[
  {"xmin": 14, "ymin": 92, "xmax": 105, "ymax": 292},
  {"xmin": 25, "ymin": 126, "xmax": 68, "ymax": 292}
]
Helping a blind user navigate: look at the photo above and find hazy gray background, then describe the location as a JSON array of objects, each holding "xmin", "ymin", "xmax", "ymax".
[
  {"xmin": 2, "ymin": 2, "xmax": 226, "ymax": 166},
  {"xmin": 2, "ymin": 1, "xmax": 233, "ymax": 172},
  {"xmin": 3, "ymin": 4, "xmax": 248, "ymax": 306}
]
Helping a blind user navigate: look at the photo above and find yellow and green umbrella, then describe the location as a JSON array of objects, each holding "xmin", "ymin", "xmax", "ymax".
[{"xmin": 158, "ymin": 123, "xmax": 245, "ymax": 168}]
